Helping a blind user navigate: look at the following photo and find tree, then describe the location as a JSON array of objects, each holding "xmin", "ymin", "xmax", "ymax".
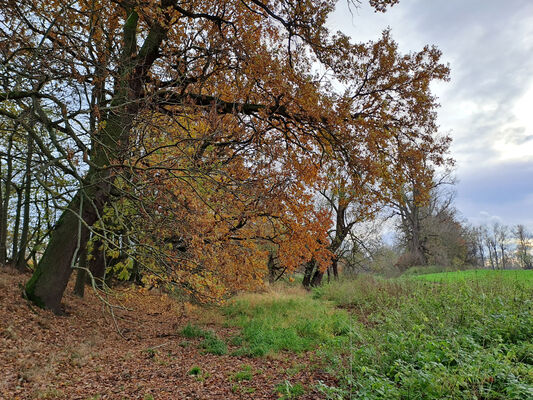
[
  {"xmin": 391, "ymin": 165, "xmax": 456, "ymax": 269},
  {"xmin": 0, "ymin": 0, "xmax": 450, "ymax": 312},
  {"xmin": 514, "ymin": 224, "xmax": 532, "ymax": 269}
]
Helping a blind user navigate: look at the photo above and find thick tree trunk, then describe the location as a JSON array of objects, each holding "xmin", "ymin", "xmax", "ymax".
[
  {"xmin": 302, "ymin": 260, "xmax": 315, "ymax": 288},
  {"xmin": 24, "ymin": 185, "xmax": 104, "ymax": 312},
  {"xmin": 310, "ymin": 269, "xmax": 324, "ymax": 287}
]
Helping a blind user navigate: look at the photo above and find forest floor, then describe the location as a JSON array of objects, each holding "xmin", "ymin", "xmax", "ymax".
[{"xmin": 0, "ymin": 270, "xmax": 335, "ymax": 400}]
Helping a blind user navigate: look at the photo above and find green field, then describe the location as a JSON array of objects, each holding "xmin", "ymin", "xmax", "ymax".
[
  {"xmin": 203, "ymin": 272, "xmax": 533, "ymax": 399},
  {"xmin": 413, "ymin": 269, "xmax": 533, "ymax": 288}
]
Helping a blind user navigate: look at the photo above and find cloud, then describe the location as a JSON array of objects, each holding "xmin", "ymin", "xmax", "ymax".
[
  {"xmin": 456, "ymin": 160, "xmax": 533, "ymax": 228},
  {"xmin": 329, "ymin": 0, "xmax": 533, "ymax": 227}
]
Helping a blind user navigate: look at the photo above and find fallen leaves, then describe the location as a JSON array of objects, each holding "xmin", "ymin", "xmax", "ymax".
[{"xmin": 0, "ymin": 270, "xmax": 335, "ymax": 399}]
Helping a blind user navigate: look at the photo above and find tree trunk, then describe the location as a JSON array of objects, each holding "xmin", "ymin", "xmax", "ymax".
[
  {"xmin": 331, "ymin": 257, "xmax": 339, "ymax": 279},
  {"xmin": 73, "ymin": 242, "xmax": 88, "ymax": 298},
  {"xmin": 0, "ymin": 132, "xmax": 12, "ymax": 265},
  {"xmin": 24, "ymin": 187, "xmax": 103, "ymax": 312},
  {"xmin": 302, "ymin": 260, "xmax": 315, "ymax": 288},
  {"xmin": 267, "ymin": 252, "xmax": 276, "ymax": 284},
  {"xmin": 16, "ymin": 135, "xmax": 33, "ymax": 272},
  {"xmin": 11, "ymin": 186, "xmax": 22, "ymax": 264},
  {"xmin": 24, "ymin": 9, "xmax": 167, "ymax": 312},
  {"xmin": 88, "ymin": 236, "xmax": 107, "ymax": 290},
  {"xmin": 0, "ymin": 157, "xmax": 4, "ymax": 266},
  {"xmin": 310, "ymin": 268, "xmax": 324, "ymax": 287}
]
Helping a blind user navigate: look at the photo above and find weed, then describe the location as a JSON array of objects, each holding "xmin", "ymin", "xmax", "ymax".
[
  {"xmin": 231, "ymin": 384, "xmax": 256, "ymax": 394},
  {"xmin": 188, "ymin": 366, "xmax": 202, "ymax": 376},
  {"xmin": 275, "ymin": 381, "xmax": 305, "ymax": 399},
  {"xmin": 180, "ymin": 324, "xmax": 209, "ymax": 339},
  {"xmin": 314, "ymin": 381, "xmax": 347, "ymax": 400},
  {"xmin": 200, "ymin": 336, "xmax": 227, "ymax": 355},
  {"xmin": 317, "ymin": 275, "xmax": 533, "ymax": 399},
  {"xmin": 180, "ymin": 323, "xmax": 227, "ymax": 354},
  {"xmin": 143, "ymin": 348, "xmax": 157, "ymax": 358},
  {"xmin": 230, "ymin": 365, "xmax": 253, "ymax": 381}
]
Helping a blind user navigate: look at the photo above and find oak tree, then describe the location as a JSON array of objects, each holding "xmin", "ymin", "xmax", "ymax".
[{"xmin": 0, "ymin": 0, "xmax": 450, "ymax": 312}]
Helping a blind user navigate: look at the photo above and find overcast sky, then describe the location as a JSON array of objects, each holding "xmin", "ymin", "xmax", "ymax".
[{"xmin": 329, "ymin": 0, "xmax": 533, "ymax": 229}]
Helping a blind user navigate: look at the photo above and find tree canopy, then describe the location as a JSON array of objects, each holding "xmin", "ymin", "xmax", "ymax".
[{"xmin": 0, "ymin": 0, "xmax": 450, "ymax": 312}]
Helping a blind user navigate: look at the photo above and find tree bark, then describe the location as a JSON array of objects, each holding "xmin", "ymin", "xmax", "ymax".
[
  {"xmin": 11, "ymin": 186, "xmax": 22, "ymax": 264},
  {"xmin": 331, "ymin": 257, "xmax": 339, "ymax": 279},
  {"xmin": 302, "ymin": 260, "xmax": 315, "ymax": 288},
  {"xmin": 0, "ymin": 156, "xmax": 4, "ymax": 265},
  {"xmin": 16, "ymin": 135, "xmax": 33, "ymax": 272},
  {"xmin": 88, "ymin": 236, "xmax": 107, "ymax": 290},
  {"xmin": 73, "ymin": 242, "xmax": 88, "ymax": 298},
  {"xmin": 0, "ymin": 132, "xmax": 12, "ymax": 265},
  {"xmin": 310, "ymin": 268, "xmax": 323, "ymax": 287},
  {"xmin": 24, "ymin": 185, "xmax": 103, "ymax": 312}
]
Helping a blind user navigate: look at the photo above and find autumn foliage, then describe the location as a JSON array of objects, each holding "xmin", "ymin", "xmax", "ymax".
[{"xmin": 0, "ymin": 0, "xmax": 450, "ymax": 309}]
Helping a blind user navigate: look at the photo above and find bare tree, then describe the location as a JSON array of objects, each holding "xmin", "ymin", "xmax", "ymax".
[{"xmin": 514, "ymin": 224, "xmax": 532, "ymax": 269}]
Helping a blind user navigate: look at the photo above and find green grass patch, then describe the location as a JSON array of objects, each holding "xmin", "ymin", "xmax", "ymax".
[
  {"xmin": 275, "ymin": 381, "xmax": 305, "ymax": 399},
  {"xmin": 222, "ymin": 290, "xmax": 350, "ymax": 357},
  {"xmin": 230, "ymin": 365, "xmax": 254, "ymax": 382},
  {"xmin": 180, "ymin": 323, "xmax": 210, "ymax": 339},
  {"xmin": 188, "ymin": 366, "xmax": 202, "ymax": 376},
  {"xmin": 412, "ymin": 269, "xmax": 533, "ymax": 288},
  {"xmin": 200, "ymin": 335, "xmax": 227, "ymax": 355},
  {"xmin": 180, "ymin": 323, "xmax": 227, "ymax": 355}
]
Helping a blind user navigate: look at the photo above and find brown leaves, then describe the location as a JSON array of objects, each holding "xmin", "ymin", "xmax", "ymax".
[{"xmin": 0, "ymin": 270, "xmax": 334, "ymax": 399}]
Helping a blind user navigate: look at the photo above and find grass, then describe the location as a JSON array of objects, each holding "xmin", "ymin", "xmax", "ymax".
[
  {"xmin": 412, "ymin": 268, "xmax": 533, "ymax": 288},
  {"xmin": 275, "ymin": 380, "xmax": 305, "ymax": 399},
  {"xmin": 222, "ymin": 289, "xmax": 350, "ymax": 357},
  {"xmin": 314, "ymin": 274, "xmax": 533, "ymax": 399},
  {"xmin": 180, "ymin": 323, "xmax": 228, "ymax": 355},
  {"xmin": 229, "ymin": 364, "xmax": 254, "ymax": 382},
  {"xmin": 207, "ymin": 272, "xmax": 533, "ymax": 399}
]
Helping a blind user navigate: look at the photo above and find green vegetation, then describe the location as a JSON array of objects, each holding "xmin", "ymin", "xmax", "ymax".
[
  {"xmin": 180, "ymin": 324, "xmax": 228, "ymax": 355},
  {"xmin": 230, "ymin": 365, "xmax": 253, "ymax": 382},
  {"xmin": 223, "ymin": 290, "xmax": 350, "ymax": 357},
  {"xmin": 180, "ymin": 323, "xmax": 210, "ymax": 339},
  {"xmin": 413, "ymin": 269, "xmax": 533, "ymax": 288},
  {"xmin": 275, "ymin": 380, "xmax": 305, "ymax": 399},
  {"xmin": 188, "ymin": 366, "xmax": 202, "ymax": 376},
  {"xmin": 216, "ymin": 273, "xmax": 533, "ymax": 399},
  {"xmin": 316, "ymin": 274, "xmax": 533, "ymax": 399},
  {"xmin": 200, "ymin": 335, "xmax": 227, "ymax": 356}
]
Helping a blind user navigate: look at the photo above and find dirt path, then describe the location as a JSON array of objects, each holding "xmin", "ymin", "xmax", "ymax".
[{"xmin": 0, "ymin": 271, "xmax": 334, "ymax": 399}]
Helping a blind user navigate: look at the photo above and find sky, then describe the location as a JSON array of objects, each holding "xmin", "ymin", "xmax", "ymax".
[{"xmin": 329, "ymin": 0, "xmax": 533, "ymax": 229}]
